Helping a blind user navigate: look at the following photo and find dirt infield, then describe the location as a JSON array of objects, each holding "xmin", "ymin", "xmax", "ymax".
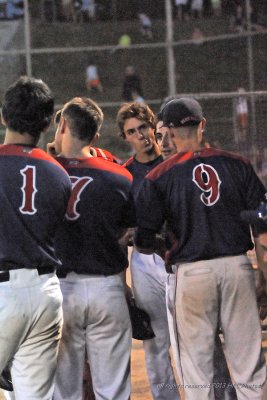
[{"xmin": 131, "ymin": 340, "xmax": 151, "ymax": 399}]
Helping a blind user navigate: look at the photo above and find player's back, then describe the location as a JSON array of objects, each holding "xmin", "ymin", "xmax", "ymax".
[
  {"xmin": 140, "ymin": 147, "xmax": 266, "ymax": 264},
  {"xmin": 55, "ymin": 156, "xmax": 135, "ymax": 275},
  {"xmin": 0, "ymin": 144, "xmax": 71, "ymax": 270}
]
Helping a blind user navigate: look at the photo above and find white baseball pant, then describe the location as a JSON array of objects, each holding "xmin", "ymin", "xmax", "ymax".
[
  {"xmin": 131, "ymin": 249, "xmax": 180, "ymax": 400},
  {"xmin": 54, "ymin": 272, "xmax": 131, "ymax": 400},
  {"xmin": 0, "ymin": 268, "xmax": 63, "ymax": 400},
  {"xmin": 171, "ymin": 255, "xmax": 266, "ymax": 400}
]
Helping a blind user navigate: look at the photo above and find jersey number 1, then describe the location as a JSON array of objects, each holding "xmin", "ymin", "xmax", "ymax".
[{"xmin": 20, "ymin": 166, "xmax": 37, "ymax": 215}]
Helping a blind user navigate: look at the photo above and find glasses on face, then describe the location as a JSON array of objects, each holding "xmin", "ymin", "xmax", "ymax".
[{"xmin": 124, "ymin": 123, "xmax": 150, "ymax": 137}]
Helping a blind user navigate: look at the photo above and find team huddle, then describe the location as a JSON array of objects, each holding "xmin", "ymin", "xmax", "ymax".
[{"xmin": 0, "ymin": 76, "xmax": 266, "ymax": 400}]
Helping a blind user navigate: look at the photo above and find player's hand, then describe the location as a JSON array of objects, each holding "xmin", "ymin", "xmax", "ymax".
[
  {"xmin": 47, "ymin": 141, "xmax": 58, "ymax": 157},
  {"xmin": 124, "ymin": 284, "xmax": 134, "ymax": 301},
  {"xmin": 154, "ymin": 234, "xmax": 167, "ymax": 260},
  {"xmin": 256, "ymin": 285, "xmax": 267, "ymax": 321},
  {"xmin": 118, "ymin": 228, "xmax": 135, "ymax": 247}
]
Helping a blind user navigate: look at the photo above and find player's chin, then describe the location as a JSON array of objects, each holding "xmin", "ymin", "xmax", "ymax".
[{"xmin": 162, "ymin": 150, "xmax": 176, "ymax": 159}]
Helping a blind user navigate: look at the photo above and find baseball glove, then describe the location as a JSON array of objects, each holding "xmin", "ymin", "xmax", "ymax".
[
  {"xmin": 127, "ymin": 298, "xmax": 155, "ymax": 341},
  {"xmin": 0, "ymin": 367, "xmax": 13, "ymax": 392}
]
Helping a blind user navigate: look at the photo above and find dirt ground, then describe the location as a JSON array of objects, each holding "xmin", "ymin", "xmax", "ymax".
[
  {"xmin": 131, "ymin": 339, "xmax": 152, "ymax": 399},
  {"xmin": 1, "ymin": 337, "xmax": 267, "ymax": 400}
]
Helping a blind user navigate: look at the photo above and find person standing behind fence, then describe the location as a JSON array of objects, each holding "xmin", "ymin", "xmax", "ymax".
[
  {"xmin": 85, "ymin": 62, "xmax": 103, "ymax": 92},
  {"xmin": 234, "ymin": 87, "xmax": 248, "ymax": 144},
  {"xmin": 138, "ymin": 12, "xmax": 153, "ymax": 39},
  {"xmin": 134, "ymin": 97, "xmax": 266, "ymax": 400},
  {"xmin": 122, "ymin": 66, "xmax": 144, "ymax": 102},
  {"xmin": 175, "ymin": 0, "xmax": 189, "ymax": 21}
]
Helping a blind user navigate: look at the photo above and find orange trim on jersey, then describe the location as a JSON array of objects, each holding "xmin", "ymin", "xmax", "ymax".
[
  {"xmin": 0, "ymin": 144, "xmax": 68, "ymax": 173},
  {"xmin": 123, "ymin": 156, "xmax": 134, "ymax": 168},
  {"xmin": 57, "ymin": 156, "xmax": 133, "ymax": 181},
  {"xmin": 146, "ymin": 147, "xmax": 250, "ymax": 181},
  {"xmin": 93, "ymin": 147, "xmax": 121, "ymax": 163}
]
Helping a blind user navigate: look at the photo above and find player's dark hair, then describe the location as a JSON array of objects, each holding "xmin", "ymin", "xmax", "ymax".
[
  {"xmin": 2, "ymin": 76, "xmax": 54, "ymax": 140},
  {"xmin": 116, "ymin": 102, "xmax": 156, "ymax": 138},
  {"xmin": 62, "ymin": 97, "xmax": 103, "ymax": 143}
]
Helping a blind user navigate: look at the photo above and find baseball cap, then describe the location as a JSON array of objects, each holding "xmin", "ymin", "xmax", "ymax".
[
  {"xmin": 240, "ymin": 201, "xmax": 267, "ymax": 234},
  {"xmin": 162, "ymin": 97, "xmax": 203, "ymax": 128}
]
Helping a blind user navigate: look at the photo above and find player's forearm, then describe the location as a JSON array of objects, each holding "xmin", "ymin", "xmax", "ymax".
[{"xmin": 254, "ymin": 237, "xmax": 267, "ymax": 283}]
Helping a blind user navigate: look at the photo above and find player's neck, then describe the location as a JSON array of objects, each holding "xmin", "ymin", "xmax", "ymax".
[
  {"xmin": 4, "ymin": 129, "xmax": 38, "ymax": 146},
  {"xmin": 61, "ymin": 143, "xmax": 93, "ymax": 159},
  {"xmin": 135, "ymin": 145, "xmax": 161, "ymax": 163},
  {"xmin": 176, "ymin": 139, "xmax": 203, "ymax": 153}
]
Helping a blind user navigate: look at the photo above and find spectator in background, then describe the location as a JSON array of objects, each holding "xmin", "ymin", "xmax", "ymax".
[
  {"xmin": 175, "ymin": 0, "xmax": 189, "ymax": 21},
  {"xmin": 80, "ymin": 0, "xmax": 95, "ymax": 22},
  {"xmin": 61, "ymin": 0, "xmax": 72, "ymax": 21},
  {"xmin": 110, "ymin": 34, "xmax": 131, "ymax": 54},
  {"xmin": 80, "ymin": 0, "xmax": 90, "ymax": 22},
  {"xmin": 191, "ymin": 0, "xmax": 203, "ymax": 18},
  {"xmin": 138, "ymin": 13, "xmax": 153, "ymax": 39},
  {"xmin": 132, "ymin": 90, "xmax": 145, "ymax": 104},
  {"xmin": 122, "ymin": 66, "xmax": 143, "ymax": 102},
  {"xmin": 191, "ymin": 26, "xmax": 205, "ymax": 44},
  {"xmin": 119, "ymin": 33, "xmax": 131, "ymax": 47},
  {"xmin": 234, "ymin": 87, "xmax": 248, "ymax": 143},
  {"xmin": 88, "ymin": 0, "xmax": 96, "ymax": 20},
  {"xmin": 72, "ymin": 0, "xmax": 82, "ymax": 22},
  {"xmin": 85, "ymin": 61, "xmax": 103, "ymax": 92},
  {"xmin": 230, "ymin": 0, "xmax": 245, "ymax": 32},
  {"xmin": 211, "ymin": 0, "xmax": 221, "ymax": 16},
  {"xmin": 0, "ymin": 0, "xmax": 7, "ymax": 19}
]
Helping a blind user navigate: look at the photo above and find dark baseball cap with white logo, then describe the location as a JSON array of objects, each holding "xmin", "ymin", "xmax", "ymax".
[{"xmin": 162, "ymin": 97, "xmax": 203, "ymax": 128}]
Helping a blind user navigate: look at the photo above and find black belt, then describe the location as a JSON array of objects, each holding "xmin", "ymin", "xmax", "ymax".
[{"xmin": 0, "ymin": 266, "xmax": 55, "ymax": 283}]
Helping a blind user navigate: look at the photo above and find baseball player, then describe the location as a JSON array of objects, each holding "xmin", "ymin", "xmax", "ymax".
[
  {"xmin": 155, "ymin": 117, "xmax": 177, "ymax": 160},
  {"xmin": 155, "ymin": 112, "xmax": 238, "ymax": 400},
  {"xmin": 0, "ymin": 76, "xmax": 72, "ymax": 400},
  {"xmin": 50, "ymin": 97, "xmax": 134, "ymax": 400},
  {"xmin": 134, "ymin": 97, "xmax": 266, "ymax": 400},
  {"xmin": 117, "ymin": 102, "xmax": 180, "ymax": 400},
  {"xmin": 51, "ymin": 109, "xmax": 121, "ymax": 164}
]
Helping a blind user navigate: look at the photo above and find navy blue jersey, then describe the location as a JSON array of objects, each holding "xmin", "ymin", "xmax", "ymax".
[
  {"xmin": 55, "ymin": 156, "xmax": 135, "ymax": 275},
  {"xmin": 124, "ymin": 155, "xmax": 163, "ymax": 201},
  {"xmin": 0, "ymin": 144, "xmax": 71, "ymax": 270},
  {"xmin": 136, "ymin": 148, "xmax": 266, "ymax": 265}
]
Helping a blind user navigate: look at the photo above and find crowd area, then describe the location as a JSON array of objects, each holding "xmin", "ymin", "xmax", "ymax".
[
  {"xmin": 1, "ymin": 0, "xmax": 266, "ymax": 34},
  {"xmin": 0, "ymin": 75, "xmax": 267, "ymax": 400}
]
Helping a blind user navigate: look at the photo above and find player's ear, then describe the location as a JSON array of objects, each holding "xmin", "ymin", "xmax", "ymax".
[
  {"xmin": 197, "ymin": 118, "xmax": 206, "ymax": 143},
  {"xmin": 0, "ymin": 112, "xmax": 6, "ymax": 127},
  {"xmin": 59, "ymin": 116, "xmax": 67, "ymax": 134},
  {"xmin": 91, "ymin": 132, "xmax": 100, "ymax": 145},
  {"xmin": 201, "ymin": 118, "xmax": 207, "ymax": 131}
]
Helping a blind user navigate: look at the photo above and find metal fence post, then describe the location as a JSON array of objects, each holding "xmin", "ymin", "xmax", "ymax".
[
  {"xmin": 24, "ymin": 0, "xmax": 32, "ymax": 77},
  {"xmin": 165, "ymin": 0, "xmax": 176, "ymax": 96}
]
